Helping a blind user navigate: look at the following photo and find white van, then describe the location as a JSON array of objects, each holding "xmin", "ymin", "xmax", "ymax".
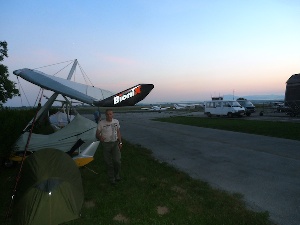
[{"xmin": 204, "ymin": 100, "xmax": 245, "ymax": 117}]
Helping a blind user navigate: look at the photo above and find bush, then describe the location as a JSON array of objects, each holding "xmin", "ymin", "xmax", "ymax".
[{"xmin": 0, "ymin": 108, "xmax": 36, "ymax": 157}]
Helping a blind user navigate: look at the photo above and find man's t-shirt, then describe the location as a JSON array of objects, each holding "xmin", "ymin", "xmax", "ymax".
[{"xmin": 97, "ymin": 119, "xmax": 120, "ymax": 142}]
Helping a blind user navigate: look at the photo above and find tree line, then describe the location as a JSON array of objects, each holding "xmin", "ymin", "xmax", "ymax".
[{"xmin": 0, "ymin": 41, "xmax": 20, "ymax": 108}]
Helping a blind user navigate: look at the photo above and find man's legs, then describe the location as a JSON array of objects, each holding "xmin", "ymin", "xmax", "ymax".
[
  {"xmin": 102, "ymin": 142, "xmax": 115, "ymax": 183},
  {"xmin": 112, "ymin": 142, "xmax": 121, "ymax": 180},
  {"xmin": 102, "ymin": 142, "xmax": 121, "ymax": 183}
]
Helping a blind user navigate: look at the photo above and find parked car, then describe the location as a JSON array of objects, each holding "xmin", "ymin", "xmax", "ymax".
[
  {"xmin": 269, "ymin": 102, "xmax": 291, "ymax": 113},
  {"xmin": 204, "ymin": 100, "xmax": 245, "ymax": 117},
  {"xmin": 237, "ymin": 98, "xmax": 256, "ymax": 116},
  {"xmin": 276, "ymin": 104, "xmax": 291, "ymax": 113}
]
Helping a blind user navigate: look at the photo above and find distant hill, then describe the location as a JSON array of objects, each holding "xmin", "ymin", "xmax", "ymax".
[
  {"xmin": 140, "ymin": 94, "xmax": 285, "ymax": 106},
  {"xmin": 223, "ymin": 94, "xmax": 284, "ymax": 101}
]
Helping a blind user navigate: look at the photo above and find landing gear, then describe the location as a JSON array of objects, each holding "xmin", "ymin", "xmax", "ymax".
[{"xmin": 206, "ymin": 112, "xmax": 212, "ymax": 117}]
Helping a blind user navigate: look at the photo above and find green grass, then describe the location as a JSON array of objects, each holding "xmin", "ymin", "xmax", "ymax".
[
  {"xmin": 154, "ymin": 116, "xmax": 300, "ymax": 141},
  {"xmin": 1, "ymin": 141, "xmax": 273, "ymax": 225}
]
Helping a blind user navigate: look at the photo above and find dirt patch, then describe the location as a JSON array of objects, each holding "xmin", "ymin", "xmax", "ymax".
[
  {"xmin": 171, "ymin": 185, "xmax": 186, "ymax": 194},
  {"xmin": 84, "ymin": 200, "xmax": 95, "ymax": 208},
  {"xmin": 157, "ymin": 206, "xmax": 169, "ymax": 215},
  {"xmin": 139, "ymin": 177, "xmax": 147, "ymax": 182},
  {"xmin": 113, "ymin": 213, "xmax": 129, "ymax": 223}
]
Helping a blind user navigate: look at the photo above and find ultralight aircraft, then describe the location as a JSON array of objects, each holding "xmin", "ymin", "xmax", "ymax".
[{"xmin": 8, "ymin": 59, "xmax": 154, "ymax": 167}]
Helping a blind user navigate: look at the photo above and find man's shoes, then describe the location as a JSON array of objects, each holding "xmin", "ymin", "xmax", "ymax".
[{"xmin": 110, "ymin": 177, "xmax": 121, "ymax": 185}]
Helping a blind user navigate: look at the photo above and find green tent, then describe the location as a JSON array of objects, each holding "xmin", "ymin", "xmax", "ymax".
[{"xmin": 12, "ymin": 148, "xmax": 84, "ymax": 225}]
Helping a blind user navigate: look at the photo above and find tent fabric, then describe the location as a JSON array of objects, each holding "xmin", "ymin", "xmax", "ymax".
[
  {"xmin": 12, "ymin": 148, "xmax": 84, "ymax": 225},
  {"xmin": 34, "ymin": 178, "xmax": 63, "ymax": 192},
  {"xmin": 14, "ymin": 114, "xmax": 97, "ymax": 153}
]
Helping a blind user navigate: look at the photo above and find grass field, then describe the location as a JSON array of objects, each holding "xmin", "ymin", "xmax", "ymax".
[
  {"xmin": 1, "ymin": 140, "xmax": 274, "ymax": 225},
  {"xmin": 155, "ymin": 116, "xmax": 300, "ymax": 141}
]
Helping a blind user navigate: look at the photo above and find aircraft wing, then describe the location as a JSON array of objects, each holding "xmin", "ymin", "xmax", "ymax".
[{"xmin": 14, "ymin": 68, "xmax": 154, "ymax": 107}]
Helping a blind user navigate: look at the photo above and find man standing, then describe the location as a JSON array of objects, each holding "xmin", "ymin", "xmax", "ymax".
[
  {"xmin": 94, "ymin": 109, "xmax": 101, "ymax": 123},
  {"xmin": 96, "ymin": 109, "xmax": 122, "ymax": 185}
]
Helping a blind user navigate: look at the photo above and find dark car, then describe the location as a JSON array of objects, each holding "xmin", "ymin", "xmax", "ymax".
[
  {"xmin": 237, "ymin": 98, "xmax": 256, "ymax": 116},
  {"xmin": 270, "ymin": 102, "xmax": 291, "ymax": 113}
]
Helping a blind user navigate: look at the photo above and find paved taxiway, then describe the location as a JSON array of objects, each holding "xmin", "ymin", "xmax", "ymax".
[{"xmin": 114, "ymin": 111, "xmax": 300, "ymax": 225}]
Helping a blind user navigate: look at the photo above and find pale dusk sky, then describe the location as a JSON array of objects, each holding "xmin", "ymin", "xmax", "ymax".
[{"xmin": 2, "ymin": 0, "xmax": 300, "ymax": 106}]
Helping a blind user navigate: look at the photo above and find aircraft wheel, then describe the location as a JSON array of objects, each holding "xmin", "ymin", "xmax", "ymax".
[{"xmin": 227, "ymin": 112, "xmax": 233, "ymax": 118}]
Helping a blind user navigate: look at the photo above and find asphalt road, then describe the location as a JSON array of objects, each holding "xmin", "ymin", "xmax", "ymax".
[{"xmin": 113, "ymin": 111, "xmax": 300, "ymax": 225}]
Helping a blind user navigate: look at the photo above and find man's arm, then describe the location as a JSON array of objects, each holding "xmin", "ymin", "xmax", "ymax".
[
  {"xmin": 96, "ymin": 127, "xmax": 104, "ymax": 142},
  {"xmin": 117, "ymin": 128, "xmax": 122, "ymax": 148}
]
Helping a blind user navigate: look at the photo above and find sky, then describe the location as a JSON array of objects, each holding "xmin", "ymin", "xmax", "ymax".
[{"xmin": 2, "ymin": 0, "xmax": 300, "ymax": 107}]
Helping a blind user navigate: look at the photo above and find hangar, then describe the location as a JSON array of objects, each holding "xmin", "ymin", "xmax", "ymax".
[{"xmin": 285, "ymin": 73, "xmax": 300, "ymax": 116}]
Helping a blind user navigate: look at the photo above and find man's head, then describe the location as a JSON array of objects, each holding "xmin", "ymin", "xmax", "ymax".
[{"xmin": 105, "ymin": 109, "xmax": 113, "ymax": 122}]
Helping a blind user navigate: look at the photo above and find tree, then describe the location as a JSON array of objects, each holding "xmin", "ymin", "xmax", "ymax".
[{"xmin": 0, "ymin": 41, "xmax": 20, "ymax": 108}]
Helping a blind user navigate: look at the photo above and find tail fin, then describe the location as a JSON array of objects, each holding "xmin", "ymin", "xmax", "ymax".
[{"xmin": 93, "ymin": 84, "xmax": 154, "ymax": 107}]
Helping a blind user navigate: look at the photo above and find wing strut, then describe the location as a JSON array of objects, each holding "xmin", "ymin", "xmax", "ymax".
[
  {"xmin": 67, "ymin": 59, "xmax": 78, "ymax": 80},
  {"xmin": 22, "ymin": 60, "xmax": 79, "ymax": 131}
]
